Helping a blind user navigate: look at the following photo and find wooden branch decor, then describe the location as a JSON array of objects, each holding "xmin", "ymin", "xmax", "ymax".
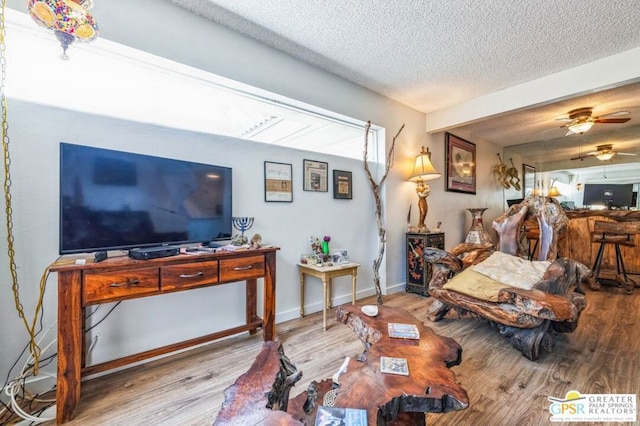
[{"xmin": 363, "ymin": 120, "xmax": 404, "ymax": 304}]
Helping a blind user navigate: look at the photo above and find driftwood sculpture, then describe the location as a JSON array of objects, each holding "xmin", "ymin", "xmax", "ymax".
[
  {"xmin": 426, "ymin": 197, "xmax": 591, "ymax": 360},
  {"xmin": 363, "ymin": 120, "xmax": 404, "ymax": 305},
  {"xmin": 213, "ymin": 341, "xmax": 302, "ymax": 425}
]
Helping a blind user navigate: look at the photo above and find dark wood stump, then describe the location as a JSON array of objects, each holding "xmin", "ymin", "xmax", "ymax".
[
  {"xmin": 213, "ymin": 340, "xmax": 302, "ymax": 425},
  {"xmin": 288, "ymin": 305, "xmax": 469, "ymax": 425}
]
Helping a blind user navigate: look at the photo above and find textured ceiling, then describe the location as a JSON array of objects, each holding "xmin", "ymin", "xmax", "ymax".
[
  {"xmin": 170, "ymin": 0, "xmax": 640, "ymax": 182},
  {"xmin": 170, "ymin": 0, "xmax": 640, "ymax": 113}
]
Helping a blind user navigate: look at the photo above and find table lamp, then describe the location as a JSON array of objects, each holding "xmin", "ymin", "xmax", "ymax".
[
  {"xmin": 408, "ymin": 146, "xmax": 441, "ymax": 232},
  {"xmin": 547, "ymin": 178, "xmax": 562, "ymax": 198}
]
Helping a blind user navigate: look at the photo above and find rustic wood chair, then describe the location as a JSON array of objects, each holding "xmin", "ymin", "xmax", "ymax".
[
  {"xmin": 591, "ymin": 220, "xmax": 640, "ymax": 294},
  {"xmin": 424, "ymin": 197, "xmax": 592, "ymax": 360}
]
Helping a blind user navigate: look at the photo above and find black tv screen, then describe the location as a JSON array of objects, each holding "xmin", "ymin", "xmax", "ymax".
[
  {"xmin": 60, "ymin": 143, "xmax": 233, "ymax": 254},
  {"xmin": 583, "ymin": 183, "xmax": 634, "ymax": 208}
]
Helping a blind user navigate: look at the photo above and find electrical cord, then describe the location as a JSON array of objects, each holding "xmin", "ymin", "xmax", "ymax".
[{"xmin": 1, "ymin": 298, "xmax": 123, "ymax": 424}]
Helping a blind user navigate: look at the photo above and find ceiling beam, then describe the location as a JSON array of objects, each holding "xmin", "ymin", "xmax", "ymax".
[{"xmin": 425, "ymin": 47, "xmax": 640, "ymax": 134}]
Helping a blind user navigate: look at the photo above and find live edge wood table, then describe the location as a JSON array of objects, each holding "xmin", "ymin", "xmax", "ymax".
[
  {"xmin": 50, "ymin": 247, "xmax": 279, "ymax": 424},
  {"xmin": 215, "ymin": 304, "xmax": 468, "ymax": 425}
]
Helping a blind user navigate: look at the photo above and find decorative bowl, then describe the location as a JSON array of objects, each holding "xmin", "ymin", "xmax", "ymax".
[{"xmin": 361, "ymin": 305, "xmax": 378, "ymax": 317}]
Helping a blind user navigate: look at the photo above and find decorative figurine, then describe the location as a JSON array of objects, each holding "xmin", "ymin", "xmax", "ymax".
[{"xmin": 250, "ymin": 233, "xmax": 263, "ymax": 249}]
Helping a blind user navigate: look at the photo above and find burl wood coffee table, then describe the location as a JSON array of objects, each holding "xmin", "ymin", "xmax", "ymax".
[
  {"xmin": 214, "ymin": 304, "xmax": 468, "ymax": 425},
  {"xmin": 288, "ymin": 304, "xmax": 469, "ymax": 424}
]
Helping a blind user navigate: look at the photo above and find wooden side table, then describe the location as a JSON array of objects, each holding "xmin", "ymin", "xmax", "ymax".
[{"xmin": 297, "ymin": 262, "xmax": 360, "ymax": 330}]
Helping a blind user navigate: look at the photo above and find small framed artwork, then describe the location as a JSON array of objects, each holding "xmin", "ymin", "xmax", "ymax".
[
  {"xmin": 264, "ymin": 161, "xmax": 293, "ymax": 202},
  {"xmin": 331, "ymin": 250, "xmax": 349, "ymax": 264},
  {"xmin": 522, "ymin": 163, "xmax": 536, "ymax": 197},
  {"xmin": 445, "ymin": 132, "xmax": 476, "ymax": 194},
  {"xmin": 303, "ymin": 159, "xmax": 328, "ymax": 192},
  {"xmin": 333, "ymin": 170, "xmax": 352, "ymax": 199}
]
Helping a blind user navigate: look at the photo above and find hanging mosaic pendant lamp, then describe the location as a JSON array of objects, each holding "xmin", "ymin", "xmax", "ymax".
[{"xmin": 26, "ymin": 0, "xmax": 99, "ymax": 60}]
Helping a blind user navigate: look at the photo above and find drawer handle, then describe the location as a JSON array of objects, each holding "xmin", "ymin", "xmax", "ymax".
[
  {"xmin": 179, "ymin": 272, "xmax": 204, "ymax": 279},
  {"xmin": 109, "ymin": 279, "xmax": 140, "ymax": 288},
  {"xmin": 233, "ymin": 265, "xmax": 253, "ymax": 271}
]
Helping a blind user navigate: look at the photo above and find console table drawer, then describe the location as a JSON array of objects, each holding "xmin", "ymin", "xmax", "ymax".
[
  {"xmin": 220, "ymin": 255, "xmax": 265, "ymax": 282},
  {"xmin": 161, "ymin": 260, "xmax": 219, "ymax": 291},
  {"xmin": 83, "ymin": 268, "xmax": 160, "ymax": 304}
]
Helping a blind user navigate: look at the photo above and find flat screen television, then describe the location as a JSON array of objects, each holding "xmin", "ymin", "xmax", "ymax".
[
  {"xmin": 60, "ymin": 143, "xmax": 233, "ymax": 254},
  {"xmin": 583, "ymin": 183, "xmax": 634, "ymax": 208}
]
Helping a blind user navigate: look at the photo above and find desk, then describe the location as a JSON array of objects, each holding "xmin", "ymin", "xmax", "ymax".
[
  {"xmin": 297, "ymin": 262, "xmax": 359, "ymax": 330},
  {"xmin": 50, "ymin": 247, "xmax": 278, "ymax": 424}
]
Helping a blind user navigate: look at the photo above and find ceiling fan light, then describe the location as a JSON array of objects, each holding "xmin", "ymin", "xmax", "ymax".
[
  {"xmin": 567, "ymin": 121, "xmax": 594, "ymax": 134},
  {"xmin": 595, "ymin": 151, "xmax": 615, "ymax": 161}
]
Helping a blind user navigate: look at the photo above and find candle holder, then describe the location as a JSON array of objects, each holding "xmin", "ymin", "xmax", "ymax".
[
  {"xmin": 231, "ymin": 216, "xmax": 253, "ymax": 245},
  {"xmin": 232, "ymin": 217, "xmax": 254, "ymax": 237}
]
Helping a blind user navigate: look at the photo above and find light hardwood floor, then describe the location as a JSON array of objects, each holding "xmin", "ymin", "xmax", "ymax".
[{"xmin": 43, "ymin": 286, "xmax": 639, "ymax": 425}]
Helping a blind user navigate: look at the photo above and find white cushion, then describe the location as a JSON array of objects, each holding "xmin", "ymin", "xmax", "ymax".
[{"xmin": 471, "ymin": 251, "xmax": 550, "ymax": 290}]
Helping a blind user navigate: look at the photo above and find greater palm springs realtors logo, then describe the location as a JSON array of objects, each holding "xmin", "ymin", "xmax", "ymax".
[{"xmin": 548, "ymin": 390, "xmax": 637, "ymax": 422}]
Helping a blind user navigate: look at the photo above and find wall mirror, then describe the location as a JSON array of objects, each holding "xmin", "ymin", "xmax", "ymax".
[{"xmin": 523, "ymin": 164, "xmax": 536, "ymax": 197}]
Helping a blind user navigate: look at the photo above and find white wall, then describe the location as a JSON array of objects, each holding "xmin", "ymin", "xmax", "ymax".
[{"xmin": 1, "ymin": 0, "xmax": 504, "ymax": 393}]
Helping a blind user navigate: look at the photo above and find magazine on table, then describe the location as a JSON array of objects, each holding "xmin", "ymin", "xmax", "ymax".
[
  {"xmin": 380, "ymin": 356, "xmax": 409, "ymax": 376},
  {"xmin": 387, "ymin": 322, "xmax": 420, "ymax": 339},
  {"xmin": 315, "ymin": 406, "xmax": 367, "ymax": 426}
]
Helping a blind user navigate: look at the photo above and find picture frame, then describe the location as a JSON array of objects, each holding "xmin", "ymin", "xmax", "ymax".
[
  {"xmin": 331, "ymin": 250, "xmax": 349, "ymax": 264},
  {"xmin": 303, "ymin": 159, "xmax": 328, "ymax": 192},
  {"xmin": 264, "ymin": 161, "xmax": 293, "ymax": 202},
  {"xmin": 445, "ymin": 133, "xmax": 476, "ymax": 194},
  {"xmin": 522, "ymin": 163, "xmax": 536, "ymax": 198},
  {"xmin": 333, "ymin": 169, "xmax": 352, "ymax": 199}
]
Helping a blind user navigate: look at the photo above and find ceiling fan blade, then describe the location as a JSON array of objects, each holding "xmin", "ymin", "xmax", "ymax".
[
  {"xmin": 617, "ymin": 152, "xmax": 637, "ymax": 156},
  {"xmin": 597, "ymin": 111, "xmax": 630, "ymax": 118},
  {"xmin": 570, "ymin": 153, "xmax": 596, "ymax": 161},
  {"xmin": 595, "ymin": 118, "xmax": 631, "ymax": 123},
  {"xmin": 531, "ymin": 126, "xmax": 565, "ymax": 136}
]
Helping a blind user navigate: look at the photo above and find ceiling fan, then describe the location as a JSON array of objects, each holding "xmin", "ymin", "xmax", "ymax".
[
  {"xmin": 555, "ymin": 107, "xmax": 630, "ymax": 135},
  {"xmin": 570, "ymin": 144, "xmax": 638, "ymax": 161}
]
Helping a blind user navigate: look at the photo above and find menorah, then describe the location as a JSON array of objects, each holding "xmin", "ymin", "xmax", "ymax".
[{"xmin": 232, "ymin": 217, "xmax": 254, "ymax": 237}]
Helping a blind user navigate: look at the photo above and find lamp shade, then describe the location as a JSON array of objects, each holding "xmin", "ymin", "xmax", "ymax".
[
  {"xmin": 567, "ymin": 120, "xmax": 594, "ymax": 135},
  {"xmin": 408, "ymin": 147, "xmax": 441, "ymax": 182},
  {"xmin": 596, "ymin": 151, "xmax": 615, "ymax": 161},
  {"xmin": 27, "ymin": 0, "xmax": 99, "ymax": 59},
  {"xmin": 547, "ymin": 186, "xmax": 562, "ymax": 197}
]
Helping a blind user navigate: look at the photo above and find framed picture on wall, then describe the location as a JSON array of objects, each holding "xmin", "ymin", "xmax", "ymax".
[
  {"xmin": 303, "ymin": 159, "xmax": 328, "ymax": 192},
  {"xmin": 445, "ymin": 132, "xmax": 476, "ymax": 194},
  {"xmin": 333, "ymin": 170, "xmax": 352, "ymax": 199},
  {"xmin": 264, "ymin": 161, "xmax": 293, "ymax": 202}
]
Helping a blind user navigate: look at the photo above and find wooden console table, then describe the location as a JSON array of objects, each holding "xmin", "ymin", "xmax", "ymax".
[
  {"xmin": 297, "ymin": 262, "xmax": 359, "ymax": 331},
  {"xmin": 50, "ymin": 247, "xmax": 279, "ymax": 424}
]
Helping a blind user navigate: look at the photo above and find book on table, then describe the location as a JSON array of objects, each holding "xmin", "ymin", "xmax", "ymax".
[
  {"xmin": 387, "ymin": 322, "xmax": 420, "ymax": 339},
  {"xmin": 380, "ymin": 356, "xmax": 409, "ymax": 376},
  {"xmin": 315, "ymin": 406, "xmax": 367, "ymax": 426}
]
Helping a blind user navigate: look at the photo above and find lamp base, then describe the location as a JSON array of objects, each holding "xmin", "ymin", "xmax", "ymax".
[{"xmin": 408, "ymin": 224, "xmax": 431, "ymax": 233}]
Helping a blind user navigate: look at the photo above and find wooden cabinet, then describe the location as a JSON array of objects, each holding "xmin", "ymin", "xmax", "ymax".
[
  {"xmin": 406, "ymin": 232, "xmax": 445, "ymax": 296},
  {"xmin": 51, "ymin": 247, "xmax": 278, "ymax": 424}
]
